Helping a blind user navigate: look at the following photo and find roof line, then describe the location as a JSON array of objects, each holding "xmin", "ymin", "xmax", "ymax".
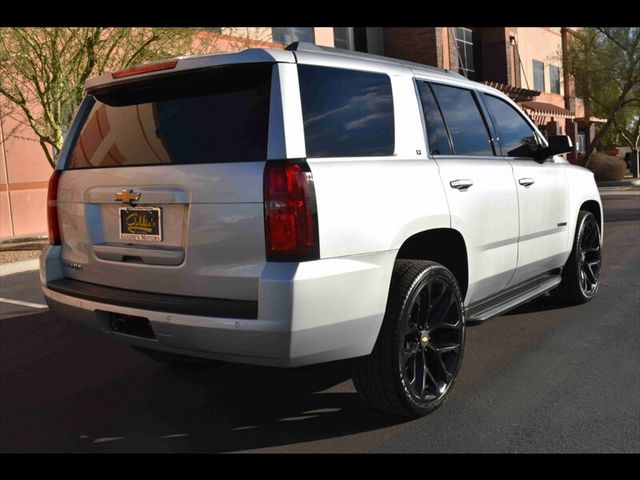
[{"xmin": 286, "ymin": 41, "xmax": 468, "ymax": 80}]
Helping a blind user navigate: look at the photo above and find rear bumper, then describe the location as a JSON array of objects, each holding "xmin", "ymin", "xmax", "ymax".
[{"xmin": 41, "ymin": 248, "xmax": 396, "ymax": 367}]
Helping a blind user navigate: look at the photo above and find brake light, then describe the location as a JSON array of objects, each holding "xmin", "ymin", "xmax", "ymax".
[
  {"xmin": 47, "ymin": 170, "xmax": 61, "ymax": 245},
  {"xmin": 112, "ymin": 60, "xmax": 178, "ymax": 79},
  {"xmin": 264, "ymin": 161, "xmax": 319, "ymax": 261}
]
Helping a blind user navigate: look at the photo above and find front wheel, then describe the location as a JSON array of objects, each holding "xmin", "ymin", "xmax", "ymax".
[
  {"xmin": 352, "ymin": 260, "xmax": 466, "ymax": 418},
  {"xmin": 553, "ymin": 210, "xmax": 602, "ymax": 304}
]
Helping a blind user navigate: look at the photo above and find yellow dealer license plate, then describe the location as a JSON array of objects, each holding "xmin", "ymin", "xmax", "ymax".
[{"xmin": 119, "ymin": 207, "xmax": 162, "ymax": 242}]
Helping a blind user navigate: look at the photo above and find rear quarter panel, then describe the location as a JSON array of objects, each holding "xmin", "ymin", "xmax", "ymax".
[{"xmin": 304, "ymin": 74, "xmax": 450, "ymax": 259}]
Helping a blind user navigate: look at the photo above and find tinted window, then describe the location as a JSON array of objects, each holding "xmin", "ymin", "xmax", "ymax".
[
  {"xmin": 430, "ymin": 84, "xmax": 494, "ymax": 156},
  {"xmin": 483, "ymin": 94, "xmax": 540, "ymax": 157},
  {"xmin": 417, "ymin": 81, "xmax": 452, "ymax": 155},
  {"xmin": 67, "ymin": 65, "xmax": 272, "ymax": 169},
  {"xmin": 298, "ymin": 65, "xmax": 394, "ymax": 157}
]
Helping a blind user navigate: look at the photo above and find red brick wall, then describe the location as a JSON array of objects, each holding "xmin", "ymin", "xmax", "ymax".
[{"xmin": 383, "ymin": 28, "xmax": 442, "ymax": 68}]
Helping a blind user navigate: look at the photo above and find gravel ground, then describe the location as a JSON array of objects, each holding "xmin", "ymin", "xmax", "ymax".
[{"xmin": 0, "ymin": 239, "xmax": 48, "ymax": 264}]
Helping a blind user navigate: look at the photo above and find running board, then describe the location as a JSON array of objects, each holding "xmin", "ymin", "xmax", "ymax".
[{"xmin": 466, "ymin": 272, "xmax": 562, "ymax": 323}]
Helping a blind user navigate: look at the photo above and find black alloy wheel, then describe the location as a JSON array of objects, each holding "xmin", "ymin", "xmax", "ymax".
[
  {"xmin": 577, "ymin": 214, "xmax": 602, "ymax": 297},
  {"xmin": 353, "ymin": 260, "xmax": 466, "ymax": 418},
  {"xmin": 399, "ymin": 275, "xmax": 463, "ymax": 403},
  {"xmin": 554, "ymin": 210, "xmax": 602, "ymax": 304}
]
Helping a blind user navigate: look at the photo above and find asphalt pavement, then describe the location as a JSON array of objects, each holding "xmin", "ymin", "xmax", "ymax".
[{"xmin": 0, "ymin": 192, "xmax": 638, "ymax": 453}]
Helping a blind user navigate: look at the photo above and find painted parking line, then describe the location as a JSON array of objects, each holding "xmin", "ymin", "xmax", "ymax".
[{"xmin": 0, "ymin": 297, "xmax": 48, "ymax": 309}]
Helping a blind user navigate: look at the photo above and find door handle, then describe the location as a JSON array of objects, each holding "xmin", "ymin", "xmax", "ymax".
[
  {"xmin": 450, "ymin": 179, "xmax": 474, "ymax": 190},
  {"xmin": 518, "ymin": 178, "xmax": 535, "ymax": 187}
]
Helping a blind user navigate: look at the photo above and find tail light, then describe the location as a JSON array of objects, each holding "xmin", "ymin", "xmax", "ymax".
[
  {"xmin": 264, "ymin": 161, "xmax": 319, "ymax": 261},
  {"xmin": 47, "ymin": 170, "xmax": 61, "ymax": 245}
]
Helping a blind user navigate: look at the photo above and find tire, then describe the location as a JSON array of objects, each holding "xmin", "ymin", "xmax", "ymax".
[
  {"xmin": 352, "ymin": 260, "xmax": 466, "ymax": 418},
  {"xmin": 553, "ymin": 211, "xmax": 602, "ymax": 304},
  {"xmin": 132, "ymin": 346, "xmax": 223, "ymax": 370}
]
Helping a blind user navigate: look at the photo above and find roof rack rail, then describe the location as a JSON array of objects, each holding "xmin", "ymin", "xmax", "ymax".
[{"xmin": 284, "ymin": 42, "xmax": 467, "ymax": 80}]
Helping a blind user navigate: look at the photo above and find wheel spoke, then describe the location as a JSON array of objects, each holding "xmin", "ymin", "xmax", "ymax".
[
  {"xmin": 427, "ymin": 286, "xmax": 455, "ymax": 330},
  {"xmin": 407, "ymin": 303, "xmax": 421, "ymax": 334},
  {"xmin": 587, "ymin": 225, "xmax": 599, "ymax": 249},
  {"xmin": 402, "ymin": 340, "xmax": 419, "ymax": 362},
  {"xmin": 583, "ymin": 264, "xmax": 597, "ymax": 285},
  {"xmin": 584, "ymin": 250, "xmax": 600, "ymax": 264},
  {"xmin": 417, "ymin": 284, "xmax": 432, "ymax": 329},
  {"xmin": 437, "ymin": 351, "xmax": 452, "ymax": 381},
  {"xmin": 426, "ymin": 367, "xmax": 438, "ymax": 390},
  {"xmin": 415, "ymin": 348, "xmax": 426, "ymax": 395},
  {"xmin": 428, "ymin": 342, "xmax": 460, "ymax": 354}
]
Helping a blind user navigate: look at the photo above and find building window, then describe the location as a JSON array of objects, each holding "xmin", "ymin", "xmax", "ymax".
[
  {"xmin": 333, "ymin": 27, "xmax": 354, "ymax": 50},
  {"xmin": 577, "ymin": 129, "xmax": 587, "ymax": 154},
  {"xmin": 454, "ymin": 27, "xmax": 478, "ymax": 80},
  {"xmin": 533, "ymin": 60, "xmax": 545, "ymax": 92},
  {"xmin": 549, "ymin": 65, "xmax": 561, "ymax": 94},
  {"xmin": 271, "ymin": 27, "xmax": 315, "ymax": 45}
]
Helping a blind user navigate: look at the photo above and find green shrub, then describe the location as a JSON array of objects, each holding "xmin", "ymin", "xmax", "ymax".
[{"xmin": 586, "ymin": 152, "xmax": 628, "ymax": 181}]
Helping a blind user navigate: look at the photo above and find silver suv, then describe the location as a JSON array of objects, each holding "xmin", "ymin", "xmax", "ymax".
[{"xmin": 40, "ymin": 42, "xmax": 603, "ymax": 417}]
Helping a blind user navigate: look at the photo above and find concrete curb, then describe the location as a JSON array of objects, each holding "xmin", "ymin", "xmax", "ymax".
[
  {"xmin": 0, "ymin": 259, "xmax": 40, "ymax": 277},
  {"xmin": 0, "ymin": 235, "xmax": 47, "ymax": 244},
  {"xmin": 596, "ymin": 179, "xmax": 640, "ymax": 187}
]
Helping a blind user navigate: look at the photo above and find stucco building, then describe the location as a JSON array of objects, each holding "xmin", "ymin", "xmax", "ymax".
[{"xmin": 0, "ymin": 26, "xmax": 591, "ymax": 239}]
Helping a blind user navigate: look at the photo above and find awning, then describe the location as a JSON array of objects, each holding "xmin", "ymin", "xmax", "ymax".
[
  {"xmin": 573, "ymin": 116, "xmax": 608, "ymax": 124},
  {"xmin": 520, "ymin": 101, "xmax": 573, "ymax": 119},
  {"xmin": 482, "ymin": 81, "xmax": 540, "ymax": 102}
]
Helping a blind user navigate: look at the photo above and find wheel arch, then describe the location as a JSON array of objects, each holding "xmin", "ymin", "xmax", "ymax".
[
  {"xmin": 580, "ymin": 199, "xmax": 602, "ymax": 233},
  {"xmin": 395, "ymin": 228, "xmax": 469, "ymax": 299}
]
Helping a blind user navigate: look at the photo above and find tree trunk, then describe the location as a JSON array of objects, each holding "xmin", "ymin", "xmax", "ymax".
[{"xmin": 583, "ymin": 79, "xmax": 636, "ymax": 165}]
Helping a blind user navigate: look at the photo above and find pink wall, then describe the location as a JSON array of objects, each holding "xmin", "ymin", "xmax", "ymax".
[{"xmin": 0, "ymin": 106, "xmax": 52, "ymax": 239}]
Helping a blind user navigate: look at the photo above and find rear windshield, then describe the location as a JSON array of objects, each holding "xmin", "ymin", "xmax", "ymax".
[{"xmin": 66, "ymin": 64, "xmax": 272, "ymax": 169}]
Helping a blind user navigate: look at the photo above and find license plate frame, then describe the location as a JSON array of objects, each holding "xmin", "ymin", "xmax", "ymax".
[{"xmin": 119, "ymin": 206, "xmax": 162, "ymax": 242}]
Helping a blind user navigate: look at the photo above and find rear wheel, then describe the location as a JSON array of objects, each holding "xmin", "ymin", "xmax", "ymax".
[
  {"xmin": 554, "ymin": 211, "xmax": 602, "ymax": 304},
  {"xmin": 352, "ymin": 260, "xmax": 466, "ymax": 418}
]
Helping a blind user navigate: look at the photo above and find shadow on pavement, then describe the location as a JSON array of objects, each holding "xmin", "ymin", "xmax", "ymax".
[
  {"xmin": 119, "ymin": 361, "xmax": 406, "ymax": 453},
  {"xmin": 0, "ymin": 311, "xmax": 407, "ymax": 453}
]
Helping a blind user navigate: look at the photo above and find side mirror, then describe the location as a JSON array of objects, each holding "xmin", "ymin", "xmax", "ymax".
[{"xmin": 545, "ymin": 135, "xmax": 573, "ymax": 157}]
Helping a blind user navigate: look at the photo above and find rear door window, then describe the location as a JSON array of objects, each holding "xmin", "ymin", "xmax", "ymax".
[
  {"xmin": 298, "ymin": 65, "xmax": 394, "ymax": 158},
  {"xmin": 430, "ymin": 83, "xmax": 495, "ymax": 156},
  {"xmin": 416, "ymin": 81, "xmax": 453, "ymax": 155},
  {"xmin": 67, "ymin": 64, "xmax": 272, "ymax": 169}
]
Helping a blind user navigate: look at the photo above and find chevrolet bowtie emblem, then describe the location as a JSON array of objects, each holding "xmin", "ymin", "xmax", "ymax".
[{"xmin": 116, "ymin": 189, "xmax": 141, "ymax": 204}]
